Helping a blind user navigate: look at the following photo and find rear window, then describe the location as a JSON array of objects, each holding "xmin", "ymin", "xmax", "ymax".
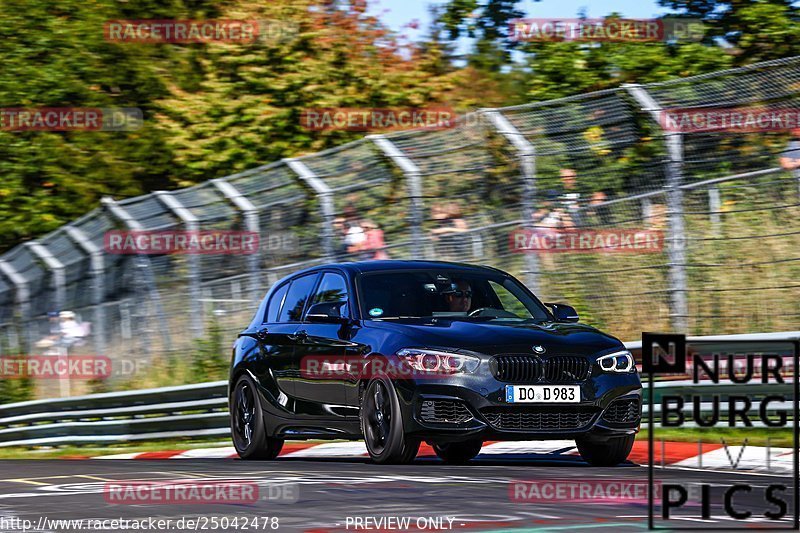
[
  {"xmin": 265, "ymin": 283, "xmax": 289, "ymax": 323},
  {"xmin": 279, "ymin": 274, "xmax": 319, "ymax": 322}
]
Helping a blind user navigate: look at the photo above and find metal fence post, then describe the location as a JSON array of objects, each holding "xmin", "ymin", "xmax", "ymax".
[
  {"xmin": 708, "ymin": 188, "xmax": 721, "ymax": 236},
  {"xmin": 0, "ymin": 260, "xmax": 31, "ymax": 352},
  {"xmin": 284, "ymin": 158, "xmax": 336, "ymax": 261},
  {"xmin": 154, "ymin": 191, "xmax": 203, "ymax": 338},
  {"xmin": 625, "ymin": 84, "xmax": 689, "ymax": 332},
  {"xmin": 25, "ymin": 241, "xmax": 69, "ymax": 397},
  {"xmin": 212, "ymin": 178, "xmax": 262, "ymax": 298},
  {"xmin": 101, "ymin": 197, "xmax": 173, "ymax": 351},
  {"xmin": 368, "ymin": 134, "xmax": 426, "ymax": 259},
  {"xmin": 483, "ymin": 109, "xmax": 540, "ymax": 293},
  {"xmin": 64, "ymin": 226, "xmax": 106, "ymax": 357},
  {"xmin": 24, "ymin": 241, "xmax": 66, "ymax": 314}
]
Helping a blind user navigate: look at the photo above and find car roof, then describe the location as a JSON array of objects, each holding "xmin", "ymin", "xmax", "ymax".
[{"xmin": 295, "ymin": 260, "xmax": 509, "ymax": 276}]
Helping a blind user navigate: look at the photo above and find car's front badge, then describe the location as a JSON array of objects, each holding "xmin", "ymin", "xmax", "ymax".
[
  {"xmin": 369, "ymin": 307, "xmax": 384, "ymax": 317},
  {"xmin": 533, "ymin": 345, "xmax": 546, "ymax": 354}
]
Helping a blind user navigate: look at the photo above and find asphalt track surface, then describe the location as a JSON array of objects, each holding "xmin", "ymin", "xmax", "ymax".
[{"xmin": 0, "ymin": 452, "xmax": 796, "ymax": 533}]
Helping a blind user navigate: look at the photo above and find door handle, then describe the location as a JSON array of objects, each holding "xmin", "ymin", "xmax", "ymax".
[
  {"xmin": 288, "ymin": 330, "xmax": 308, "ymax": 342},
  {"xmin": 256, "ymin": 327, "xmax": 269, "ymax": 341}
]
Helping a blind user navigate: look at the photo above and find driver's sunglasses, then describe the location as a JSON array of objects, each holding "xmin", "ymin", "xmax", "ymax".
[{"xmin": 448, "ymin": 290, "xmax": 472, "ymax": 298}]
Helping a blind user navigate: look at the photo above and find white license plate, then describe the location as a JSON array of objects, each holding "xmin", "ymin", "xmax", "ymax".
[{"xmin": 505, "ymin": 385, "xmax": 580, "ymax": 403}]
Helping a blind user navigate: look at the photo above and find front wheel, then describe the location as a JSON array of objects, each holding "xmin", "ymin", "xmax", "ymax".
[
  {"xmin": 360, "ymin": 378, "xmax": 420, "ymax": 464},
  {"xmin": 433, "ymin": 440, "xmax": 483, "ymax": 464},
  {"xmin": 231, "ymin": 374, "xmax": 284, "ymax": 460},
  {"xmin": 576, "ymin": 434, "xmax": 635, "ymax": 466}
]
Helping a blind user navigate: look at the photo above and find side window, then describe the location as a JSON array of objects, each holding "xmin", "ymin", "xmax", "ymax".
[
  {"xmin": 489, "ymin": 281, "xmax": 533, "ymax": 319},
  {"xmin": 279, "ymin": 274, "xmax": 319, "ymax": 322},
  {"xmin": 309, "ymin": 272, "xmax": 349, "ymax": 317},
  {"xmin": 265, "ymin": 283, "xmax": 289, "ymax": 323}
]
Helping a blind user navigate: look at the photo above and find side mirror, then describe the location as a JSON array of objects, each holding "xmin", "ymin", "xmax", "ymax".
[
  {"xmin": 305, "ymin": 301, "xmax": 350, "ymax": 324},
  {"xmin": 545, "ymin": 303, "xmax": 580, "ymax": 323}
]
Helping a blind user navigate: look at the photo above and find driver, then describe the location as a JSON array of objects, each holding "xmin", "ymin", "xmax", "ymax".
[{"xmin": 442, "ymin": 280, "xmax": 473, "ymax": 313}]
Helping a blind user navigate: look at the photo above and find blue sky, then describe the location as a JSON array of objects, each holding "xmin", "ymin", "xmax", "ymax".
[{"xmin": 371, "ymin": 0, "xmax": 676, "ymax": 40}]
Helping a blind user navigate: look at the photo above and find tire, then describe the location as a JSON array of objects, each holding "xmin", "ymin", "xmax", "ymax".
[
  {"xmin": 231, "ymin": 374, "xmax": 284, "ymax": 460},
  {"xmin": 576, "ymin": 434, "xmax": 635, "ymax": 466},
  {"xmin": 360, "ymin": 377, "xmax": 420, "ymax": 464},
  {"xmin": 433, "ymin": 440, "xmax": 483, "ymax": 464}
]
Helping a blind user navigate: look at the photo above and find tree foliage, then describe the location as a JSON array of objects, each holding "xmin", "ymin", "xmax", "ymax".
[{"xmin": 0, "ymin": 0, "xmax": 798, "ymax": 252}]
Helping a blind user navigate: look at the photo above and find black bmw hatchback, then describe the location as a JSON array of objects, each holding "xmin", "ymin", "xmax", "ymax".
[{"xmin": 229, "ymin": 261, "xmax": 642, "ymax": 465}]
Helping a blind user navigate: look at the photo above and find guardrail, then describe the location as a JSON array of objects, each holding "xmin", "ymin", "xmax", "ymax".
[
  {"xmin": 0, "ymin": 332, "xmax": 797, "ymax": 448},
  {"xmin": 0, "ymin": 381, "xmax": 227, "ymax": 447}
]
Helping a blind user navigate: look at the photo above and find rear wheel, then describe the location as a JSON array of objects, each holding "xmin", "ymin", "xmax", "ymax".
[
  {"xmin": 576, "ymin": 434, "xmax": 635, "ymax": 466},
  {"xmin": 433, "ymin": 440, "xmax": 483, "ymax": 464},
  {"xmin": 231, "ymin": 374, "xmax": 284, "ymax": 460},
  {"xmin": 361, "ymin": 378, "xmax": 420, "ymax": 464}
]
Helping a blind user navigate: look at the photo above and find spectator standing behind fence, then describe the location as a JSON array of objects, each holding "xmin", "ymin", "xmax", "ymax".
[
  {"xmin": 557, "ymin": 168, "xmax": 584, "ymax": 227},
  {"xmin": 430, "ymin": 203, "xmax": 469, "ymax": 260},
  {"xmin": 431, "ymin": 203, "xmax": 469, "ymax": 234},
  {"xmin": 359, "ymin": 219, "xmax": 389, "ymax": 260},
  {"xmin": 344, "ymin": 221, "xmax": 366, "ymax": 255},
  {"xmin": 337, "ymin": 206, "xmax": 367, "ymax": 258},
  {"xmin": 34, "ymin": 310, "xmax": 88, "ymax": 354},
  {"xmin": 59, "ymin": 311, "xmax": 88, "ymax": 349},
  {"xmin": 585, "ymin": 191, "xmax": 613, "ymax": 227},
  {"xmin": 779, "ymin": 128, "xmax": 800, "ymax": 171},
  {"xmin": 780, "ymin": 128, "xmax": 800, "ymax": 199},
  {"xmin": 531, "ymin": 190, "xmax": 573, "ymax": 229}
]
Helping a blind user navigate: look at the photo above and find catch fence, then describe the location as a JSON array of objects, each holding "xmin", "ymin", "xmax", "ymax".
[{"xmin": 2, "ymin": 56, "xmax": 800, "ymax": 396}]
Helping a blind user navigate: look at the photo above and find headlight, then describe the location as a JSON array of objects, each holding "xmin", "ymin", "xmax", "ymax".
[
  {"xmin": 596, "ymin": 350, "xmax": 636, "ymax": 373},
  {"xmin": 396, "ymin": 348, "xmax": 481, "ymax": 374}
]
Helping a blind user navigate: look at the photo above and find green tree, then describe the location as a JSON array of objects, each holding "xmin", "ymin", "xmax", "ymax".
[
  {"xmin": 658, "ymin": 0, "xmax": 800, "ymax": 63},
  {"xmin": 156, "ymin": 0, "xmax": 461, "ymax": 183},
  {"xmin": 0, "ymin": 0, "xmax": 211, "ymax": 251}
]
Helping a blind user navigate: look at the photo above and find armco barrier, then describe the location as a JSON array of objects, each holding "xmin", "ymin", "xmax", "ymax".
[
  {"xmin": 0, "ymin": 381, "xmax": 227, "ymax": 447},
  {"xmin": 0, "ymin": 332, "xmax": 796, "ymax": 447}
]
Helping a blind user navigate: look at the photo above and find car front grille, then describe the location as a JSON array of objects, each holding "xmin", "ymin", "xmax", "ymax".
[
  {"xmin": 544, "ymin": 356, "xmax": 591, "ymax": 383},
  {"xmin": 492, "ymin": 355, "xmax": 591, "ymax": 383},
  {"xmin": 602, "ymin": 398, "xmax": 641, "ymax": 424},
  {"xmin": 420, "ymin": 400, "xmax": 473, "ymax": 423},
  {"xmin": 492, "ymin": 355, "xmax": 541, "ymax": 382},
  {"xmin": 481, "ymin": 406, "xmax": 598, "ymax": 431}
]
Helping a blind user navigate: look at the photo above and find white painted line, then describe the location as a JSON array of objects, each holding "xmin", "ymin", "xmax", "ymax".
[
  {"xmin": 94, "ymin": 453, "xmax": 142, "ymax": 460},
  {"xmin": 172, "ymin": 446, "xmax": 238, "ymax": 459},
  {"xmin": 480, "ymin": 440, "xmax": 577, "ymax": 455},
  {"xmin": 282, "ymin": 441, "xmax": 368, "ymax": 458}
]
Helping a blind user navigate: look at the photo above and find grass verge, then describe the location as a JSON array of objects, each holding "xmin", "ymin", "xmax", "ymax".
[{"xmin": 637, "ymin": 427, "xmax": 794, "ymax": 448}]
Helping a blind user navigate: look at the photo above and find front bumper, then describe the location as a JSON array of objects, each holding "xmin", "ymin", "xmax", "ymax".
[{"xmin": 393, "ymin": 370, "xmax": 642, "ymax": 444}]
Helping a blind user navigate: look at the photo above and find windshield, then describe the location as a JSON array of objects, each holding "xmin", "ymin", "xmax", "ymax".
[{"xmin": 358, "ymin": 270, "xmax": 551, "ymax": 321}]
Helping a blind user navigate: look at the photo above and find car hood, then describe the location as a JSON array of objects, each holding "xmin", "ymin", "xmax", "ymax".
[{"xmin": 365, "ymin": 318, "xmax": 623, "ymax": 356}]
